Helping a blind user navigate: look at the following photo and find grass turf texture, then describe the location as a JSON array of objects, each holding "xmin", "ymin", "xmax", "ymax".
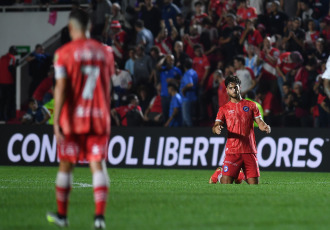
[{"xmin": 0, "ymin": 167, "xmax": 329, "ymax": 230}]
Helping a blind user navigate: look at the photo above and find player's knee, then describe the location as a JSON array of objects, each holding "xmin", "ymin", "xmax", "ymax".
[
  {"xmin": 247, "ymin": 177, "xmax": 259, "ymax": 184},
  {"xmin": 220, "ymin": 176, "xmax": 234, "ymax": 184}
]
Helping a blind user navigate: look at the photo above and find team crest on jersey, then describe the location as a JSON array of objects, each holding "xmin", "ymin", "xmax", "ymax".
[
  {"xmin": 224, "ymin": 166, "xmax": 229, "ymax": 172},
  {"xmin": 243, "ymin": 106, "xmax": 249, "ymax": 112}
]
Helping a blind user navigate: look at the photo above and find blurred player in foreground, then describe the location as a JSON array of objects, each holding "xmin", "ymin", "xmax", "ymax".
[
  {"xmin": 46, "ymin": 9, "xmax": 115, "ymax": 229},
  {"xmin": 212, "ymin": 75, "xmax": 271, "ymax": 184},
  {"xmin": 323, "ymin": 56, "xmax": 330, "ymax": 100}
]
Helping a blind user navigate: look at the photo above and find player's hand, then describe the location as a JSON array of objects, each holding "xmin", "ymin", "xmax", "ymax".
[
  {"xmin": 54, "ymin": 123, "xmax": 65, "ymax": 144},
  {"xmin": 213, "ymin": 125, "xmax": 223, "ymax": 135},
  {"xmin": 264, "ymin": 125, "xmax": 271, "ymax": 134}
]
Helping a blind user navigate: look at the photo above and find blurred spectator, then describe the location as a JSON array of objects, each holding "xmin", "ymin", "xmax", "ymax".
[
  {"xmin": 43, "ymin": 98, "xmax": 54, "ymax": 125},
  {"xmin": 136, "ymin": 0, "xmax": 162, "ymax": 37},
  {"xmin": 124, "ymin": 47, "xmax": 136, "ymax": 76},
  {"xmin": 218, "ymin": 13, "xmax": 242, "ymax": 66},
  {"xmin": 183, "ymin": 25, "xmax": 200, "ymax": 59},
  {"xmin": 109, "ymin": 2, "xmax": 130, "ymax": 30},
  {"xmin": 294, "ymin": 56, "xmax": 318, "ymax": 93},
  {"xmin": 239, "ymin": 19, "xmax": 263, "ymax": 53},
  {"xmin": 137, "ymin": 85, "xmax": 152, "ymax": 114},
  {"xmin": 161, "ymin": 0, "xmax": 181, "ymax": 33},
  {"xmin": 180, "ymin": 58, "xmax": 198, "ymax": 127},
  {"xmin": 173, "ymin": 41, "xmax": 189, "ymax": 73},
  {"xmin": 236, "ymin": 0, "xmax": 257, "ymax": 27},
  {"xmin": 315, "ymin": 38, "xmax": 328, "ymax": 62},
  {"xmin": 280, "ymin": 0, "xmax": 299, "ymax": 19},
  {"xmin": 144, "ymin": 83, "xmax": 164, "ymax": 126},
  {"xmin": 282, "ymin": 91, "xmax": 300, "ymax": 127},
  {"xmin": 90, "ymin": 0, "xmax": 112, "ymax": 41},
  {"xmin": 266, "ymin": 0, "xmax": 288, "ymax": 36},
  {"xmin": 111, "ymin": 62, "xmax": 132, "ymax": 107},
  {"xmin": 154, "ymin": 19, "xmax": 178, "ymax": 55},
  {"xmin": 233, "ymin": 55, "xmax": 256, "ymax": 97},
  {"xmin": 175, "ymin": 13, "xmax": 190, "ymax": 40},
  {"xmin": 305, "ymin": 19, "xmax": 320, "ymax": 46},
  {"xmin": 110, "ymin": 20, "xmax": 127, "ymax": 67},
  {"xmin": 21, "ymin": 98, "xmax": 50, "ymax": 125},
  {"xmin": 164, "ymin": 83, "xmax": 182, "ymax": 127},
  {"xmin": 245, "ymin": 44, "xmax": 261, "ymax": 77},
  {"xmin": 27, "ymin": 44, "xmax": 52, "ymax": 98},
  {"xmin": 0, "ymin": 46, "xmax": 17, "ymax": 122},
  {"xmin": 292, "ymin": 81, "xmax": 313, "ymax": 126},
  {"xmin": 190, "ymin": 1, "xmax": 208, "ymax": 34},
  {"xmin": 213, "ymin": 69, "xmax": 228, "ymax": 108},
  {"xmin": 135, "ymin": 19, "xmax": 154, "ymax": 53},
  {"xmin": 157, "ymin": 54, "xmax": 182, "ymax": 121},
  {"xmin": 133, "ymin": 44, "xmax": 153, "ymax": 86},
  {"xmin": 111, "ymin": 94, "xmax": 145, "ymax": 126},
  {"xmin": 249, "ymin": 0, "xmax": 264, "ymax": 15},
  {"xmin": 32, "ymin": 66, "xmax": 54, "ymax": 105},
  {"xmin": 282, "ymin": 17, "xmax": 305, "ymax": 53}
]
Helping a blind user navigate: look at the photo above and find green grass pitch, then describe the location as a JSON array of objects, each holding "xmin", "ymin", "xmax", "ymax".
[{"xmin": 0, "ymin": 166, "xmax": 329, "ymax": 230}]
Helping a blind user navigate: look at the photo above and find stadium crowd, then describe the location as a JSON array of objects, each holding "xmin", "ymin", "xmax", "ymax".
[{"xmin": 1, "ymin": 0, "xmax": 330, "ymax": 127}]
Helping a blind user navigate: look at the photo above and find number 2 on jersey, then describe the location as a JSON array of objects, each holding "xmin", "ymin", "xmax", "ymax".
[{"xmin": 81, "ymin": 65, "xmax": 100, "ymax": 99}]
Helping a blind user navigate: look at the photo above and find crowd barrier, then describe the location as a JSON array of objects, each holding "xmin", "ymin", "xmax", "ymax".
[{"xmin": 0, "ymin": 125, "xmax": 329, "ymax": 172}]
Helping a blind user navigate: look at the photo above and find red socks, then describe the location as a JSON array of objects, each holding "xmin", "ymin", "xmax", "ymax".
[
  {"xmin": 55, "ymin": 171, "xmax": 72, "ymax": 216},
  {"xmin": 93, "ymin": 170, "xmax": 109, "ymax": 216}
]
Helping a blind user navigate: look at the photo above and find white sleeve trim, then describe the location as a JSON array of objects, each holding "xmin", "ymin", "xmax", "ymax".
[
  {"xmin": 254, "ymin": 115, "xmax": 261, "ymax": 119},
  {"xmin": 54, "ymin": 66, "xmax": 67, "ymax": 80},
  {"xmin": 215, "ymin": 119, "xmax": 223, "ymax": 122}
]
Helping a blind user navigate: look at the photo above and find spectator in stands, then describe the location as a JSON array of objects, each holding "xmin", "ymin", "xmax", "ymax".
[
  {"xmin": 282, "ymin": 17, "xmax": 305, "ymax": 53},
  {"xmin": 294, "ymin": 56, "xmax": 318, "ymax": 93},
  {"xmin": 32, "ymin": 66, "xmax": 54, "ymax": 105},
  {"xmin": 180, "ymin": 58, "xmax": 198, "ymax": 127},
  {"xmin": 175, "ymin": 13, "xmax": 190, "ymax": 40},
  {"xmin": 282, "ymin": 91, "xmax": 300, "ymax": 127},
  {"xmin": 280, "ymin": 0, "xmax": 298, "ymax": 19},
  {"xmin": 111, "ymin": 94, "xmax": 145, "ymax": 127},
  {"xmin": 154, "ymin": 19, "xmax": 178, "ymax": 55},
  {"xmin": 276, "ymin": 51, "xmax": 304, "ymax": 95},
  {"xmin": 161, "ymin": 0, "xmax": 181, "ymax": 34},
  {"xmin": 144, "ymin": 83, "xmax": 164, "ymax": 126},
  {"xmin": 218, "ymin": 13, "xmax": 242, "ymax": 66},
  {"xmin": 183, "ymin": 25, "xmax": 200, "ymax": 59},
  {"xmin": 0, "ymin": 46, "xmax": 17, "ymax": 122},
  {"xmin": 157, "ymin": 54, "xmax": 182, "ymax": 121},
  {"xmin": 136, "ymin": 0, "xmax": 162, "ymax": 38},
  {"xmin": 213, "ymin": 69, "xmax": 228, "ymax": 108},
  {"xmin": 239, "ymin": 19, "xmax": 263, "ymax": 54},
  {"xmin": 27, "ymin": 44, "xmax": 52, "ymax": 98},
  {"xmin": 124, "ymin": 47, "xmax": 136, "ymax": 76},
  {"xmin": 233, "ymin": 55, "xmax": 256, "ymax": 98},
  {"xmin": 245, "ymin": 44, "xmax": 261, "ymax": 77},
  {"xmin": 192, "ymin": 44, "xmax": 210, "ymax": 121},
  {"xmin": 256, "ymin": 85, "xmax": 283, "ymax": 127},
  {"xmin": 164, "ymin": 82, "xmax": 182, "ymax": 127},
  {"xmin": 190, "ymin": 1, "xmax": 208, "ymax": 34},
  {"xmin": 90, "ymin": 0, "xmax": 112, "ymax": 42},
  {"xmin": 292, "ymin": 81, "xmax": 313, "ymax": 126},
  {"xmin": 173, "ymin": 41, "xmax": 189, "ymax": 73},
  {"xmin": 133, "ymin": 44, "xmax": 153, "ymax": 86},
  {"xmin": 266, "ymin": 0, "xmax": 288, "ymax": 36},
  {"xmin": 111, "ymin": 62, "xmax": 133, "ymax": 107},
  {"xmin": 305, "ymin": 19, "xmax": 320, "ymax": 46},
  {"xmin": 137, "ymin": 85, "xmax": 152, "ymax": 114},
  {"xmin": 21, "ymin": 98, "xmax": 50, "ymax": 125},
  {"xmin": 110, "ymin": 20, "xmax": 127, "ymax": 68},
  {"xmin": 315, "ymin": 38, "xmax": 328, "ymax": 62},
  {"xmin": 109, "ymin": 3, "xmax": 130, "ymax": 30},
  {"xmin": 135, "ymin": 19, "xmax": 154, "ymax": 54},
  {"xmin": 236, "ymin": 0, "xmax": 257, "ymax": 27}
]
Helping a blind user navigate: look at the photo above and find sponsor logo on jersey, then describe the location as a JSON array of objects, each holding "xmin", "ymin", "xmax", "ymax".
[
  {"xmin": 243, "ymin": 106, "xmax": 249, "ymax": 112},
  {"xmin": 228, "ymin": 110, "xmax": 235, "ymax": 114},
  {"xmin": 224, "ymin": 165, "xmax": 229, "ymax": 172}
]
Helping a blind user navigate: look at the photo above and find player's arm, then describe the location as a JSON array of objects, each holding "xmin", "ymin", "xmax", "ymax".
[
  {"xmin": 255, "ymin": 117, "xmax": 271, "ymax": 134},
  {"xmin": 212, "ymin": 121, "xmax": 224, "ymax": 135},
  {"xmin": 111, "ymin": 109, "xmax": 121, "ymax": 126},
  {"xmin": 164, "ymin": 107, "xmax": 179, "ymax": 127},
  {"xmin": 54, "ymin": 77, "xmax": 67, "ymax": 142},
  {"xmin": 324, "ymin": 79, "xmax": 330, "ymax": 99}
]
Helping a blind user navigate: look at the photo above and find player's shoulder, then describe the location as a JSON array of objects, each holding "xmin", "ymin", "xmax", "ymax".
[{"xmin": 242, "ymin": 99, "xmax": 258, "ymax": 108}]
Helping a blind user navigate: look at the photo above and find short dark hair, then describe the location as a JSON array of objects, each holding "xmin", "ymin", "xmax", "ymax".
[
  {"xmin": 135, "ymin": 19, "xmax": 144, "ymax": 28},
  {"xmin": 233, "ymin": 55, "xmax": 245, "ymax": 65},
  {"xmin": 127, "ymin": 94, "xmax": 138, "ymax": 103},
  {"xmin": 225, "ymin": 75, "xmax": 241, "ymax": 87},
  {"xmin": 193, "ymin": 44, "xmax": 203, "ymax": 51},
  {"xmin": 69, "ymin": 8, "xmax": 90, "ymax": 31},
  {"xmin": 167, "ymin": 82, "xmax": 179, "ymax": 92},
  {"xmin": 184, "ymin": 58, "xmax": 193, "ymax": 69},
  {"xmin": 194, "ymin": 1, "xmax": 202, "ymax": 7},
  {"xmin": 9, "ymin": 46, "xmax": 17, "ymax": 55}
]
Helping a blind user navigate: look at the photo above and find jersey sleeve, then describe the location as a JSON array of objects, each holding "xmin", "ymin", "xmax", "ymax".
[
  {"xmin": 172, "ymin": 96, "xmax": 181, "ymax": 108},
  {"xmin": 252, "ymin": 102, "xmax": 261, "ymax": 119},
  {"xmin": 215, "ymin": 107, "xmax": 225, "ymax": 123},
  {"xmin": 54, "ymin": 50, "xmax": 67, "ymax": 80}
]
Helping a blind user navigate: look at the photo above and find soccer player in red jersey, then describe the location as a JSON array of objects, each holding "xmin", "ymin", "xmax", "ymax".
[
  {"xmin": 46, "ymin": 9, "xmax": 115, "ymax": 229},
  {"xmin": 212, "ymin": 75, "xmax": 271, "ymax": 184}
]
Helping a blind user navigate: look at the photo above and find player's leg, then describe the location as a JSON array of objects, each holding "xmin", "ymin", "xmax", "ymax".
[
  {"xmin": 242, "ymin": 153, "xmax": 260, "ymax": 185},
  {"xmin": 87, "ymin": 135, "xmax": 110, "ymax": 229},
  {"xmin": 47, "ymin": 160, "xmax": 74, "ymax": 227},
  {"xmin": 220, "ymin": 154, "xmax": 243, "ymax": 184},
  {"xmin": 209, "ymin": 167, "xmax": 222, "ymax": 184},
  {"xmin": 90, "ymin": 160, "xmax": 109, "ymax": 229}
]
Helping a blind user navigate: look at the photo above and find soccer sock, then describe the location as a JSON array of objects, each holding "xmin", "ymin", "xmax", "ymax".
[
  {"xmin": 55, "ymin": 171, "xmax": 72, "ymax": 217},
  {"xmin": 93, "ymin": 170, "xmax": 109, "ymax": 216}
]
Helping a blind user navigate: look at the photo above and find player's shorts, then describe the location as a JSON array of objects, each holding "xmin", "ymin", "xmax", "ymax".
[
  {"xmin": 222, "ymin": 153, "xmax": 260, "ymax": 179},
  {"xmin": 58, "ymin": 134, "xmax": 109, "ymax": 163}
]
